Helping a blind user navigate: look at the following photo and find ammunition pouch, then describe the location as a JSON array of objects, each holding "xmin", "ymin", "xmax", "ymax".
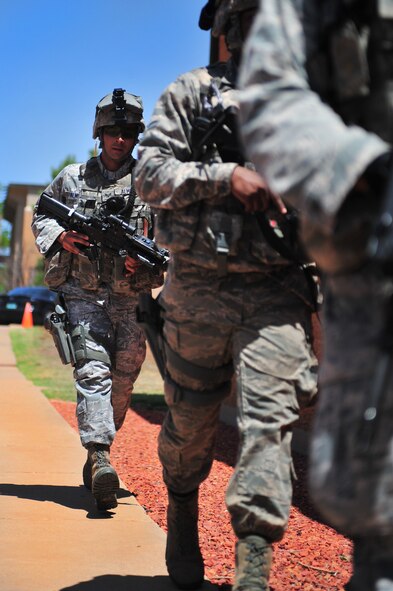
[
  {"xmin": 206, "ymin": 210, "xmax": 243, "ymax": 277},
  {"xmin": 70, "ymin": 253, "xmax": 101, "ymax": 290},
  {"xmin": 153, "ymin": 203, "xmax": 201, "ymax": 253},
  {"xmin": 44, "ymin": 249, "xmax": 73, "ymax": 289}
]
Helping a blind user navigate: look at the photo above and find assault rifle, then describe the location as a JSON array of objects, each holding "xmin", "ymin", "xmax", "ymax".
[{"xmin": 37, "ymin": 192, "xmax": 169, "ymax": 274}]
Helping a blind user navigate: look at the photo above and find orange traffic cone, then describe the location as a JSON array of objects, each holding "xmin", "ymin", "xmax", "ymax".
[{"xmin": 21, "ymin": 302, "xmax": 34, "ymax": 328}]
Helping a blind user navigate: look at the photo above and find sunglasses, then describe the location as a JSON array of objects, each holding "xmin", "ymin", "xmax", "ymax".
[{"xmin": 103, "ymin": 125, "xmax": 137, "ymax": 139}]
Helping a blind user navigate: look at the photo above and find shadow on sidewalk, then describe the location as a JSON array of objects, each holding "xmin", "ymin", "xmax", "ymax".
[
  {"xmin": 0, "ymin": 483, "xmax": 132, "ymax": 517},
  {"xmin": 59, "ymin": 574, "xmax": 218, "ymax": 590}
]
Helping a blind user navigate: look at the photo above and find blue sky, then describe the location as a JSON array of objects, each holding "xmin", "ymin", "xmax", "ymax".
[{"xmin": 0, "ymin": 1, "xmax": 210, "ymax": 189}]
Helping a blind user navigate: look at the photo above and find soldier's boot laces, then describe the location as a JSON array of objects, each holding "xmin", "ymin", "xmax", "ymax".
[
  {"xmin": 233, "ymin": 535, "xmax": 273, "ymax": 591},
  {"xmin": 88, "ymin": 443, "xmax": 119, "ymax": 511},
  {"xmin": 165, "ymin": 488, "xmax": 204, "ymax": 590}
]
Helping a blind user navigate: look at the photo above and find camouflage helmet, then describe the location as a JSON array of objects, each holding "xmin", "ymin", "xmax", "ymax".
[
  {"xmin": 92, "ymin": 88, "xmax": 145, "ymax": 139},
  {"xmin": 212, "ymin": 0, "xmax": 258, "ymax": 38},
  {"xmin": 199, "ymin": 0, "xmax": 258, "ymax": 51}
]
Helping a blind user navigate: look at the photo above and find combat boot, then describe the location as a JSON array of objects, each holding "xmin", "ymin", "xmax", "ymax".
[
  {"xmin": 165, "ymin": 488, "xmax": 204, "ymax": 590},
  {"xmin": 344, "ymin": 538, "xmax": 372, "ymax": 591},
  {"xmin": 345, "ymin": 537, "xmax": 393, "ymax": 590},
  {"xmin": 88, "ymin": 443, "xmax": 119, "ymax": 511},
  {"xmin": 233, "ymin": 535, "xmax": 273, "ymax": 591}
]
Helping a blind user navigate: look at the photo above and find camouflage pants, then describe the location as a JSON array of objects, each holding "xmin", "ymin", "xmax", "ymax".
[
  {"xmin": 158, "ymin": 268, "xmax": 318, "ymax": 542},
  {"xmin": 64, "ymin": 289, "xmax": 146, "ymax": 448},
  {"xmin": 309, "ymin": 270, "xmax": 393, "ymax": 540}
]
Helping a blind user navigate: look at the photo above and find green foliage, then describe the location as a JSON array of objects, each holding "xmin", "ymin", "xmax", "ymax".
[
  {"xmin": 9, "ymin": 327, "xmax": 75, "ymax": 401},
  {"xmin": 0, "ymin": 229, "xmax": 10, "ymax": 248},
  {"xmin": 0, "ymin": 266, "xmax": 8, "ymax": 293},
  {"xmin": 0, "ymin": 183, "xmax": 11, "ymax": 292},
  {"xmin": 33, "ymin": 258, "xmax": 45, "ymax": 286},
  {"xmin": 50, "ymin": 155, "xmax": 77, "ymax": 180},
  {"xmin": 0, "ymin": 183, "xmax": 10, "ymax": 249}
]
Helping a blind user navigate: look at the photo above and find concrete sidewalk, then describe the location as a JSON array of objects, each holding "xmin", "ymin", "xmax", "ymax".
[{"xmin": 0, "ymin": 326, "xmax": 216, "ymax": 591}]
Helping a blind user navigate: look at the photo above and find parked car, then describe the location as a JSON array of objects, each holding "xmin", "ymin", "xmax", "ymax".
[{"xmin": 0, "ymin": 286, "xmax": 57, "ymax": 325}]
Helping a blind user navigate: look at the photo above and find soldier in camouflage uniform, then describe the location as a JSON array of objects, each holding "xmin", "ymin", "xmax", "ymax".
[
  {"xmin": 134, "ymin": 2, "xmax": 318, "ymax": 589},
  {"xmin": 32, "ymin": 89, "xmax": 163, "ymax": 512},
  {"xmin": 238, "ymin": 1, "xmax": 393, "ymax": 588}
]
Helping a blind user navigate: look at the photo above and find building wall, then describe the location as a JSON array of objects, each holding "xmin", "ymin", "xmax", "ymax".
[{"xmin": 4, "ymin": 184, "xmax": 45, "ymax": 288}]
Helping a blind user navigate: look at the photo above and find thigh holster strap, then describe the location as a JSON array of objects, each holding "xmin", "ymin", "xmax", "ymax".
[
  {"xmin": 165, "ymin": 374, "xmax": 232, "ymax": 406},
  {"xmin": 164, "ymin": 340, "xmax": 233, "ymax": 383}
]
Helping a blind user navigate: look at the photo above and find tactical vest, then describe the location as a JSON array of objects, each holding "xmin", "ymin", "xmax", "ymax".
[
  {"xmin": 306, "ymin": 0, "xmax": 393, "ymax": 144},
  {"xmin": 44, "ymin": 158, "xmax": 157, "ymax": 294}
]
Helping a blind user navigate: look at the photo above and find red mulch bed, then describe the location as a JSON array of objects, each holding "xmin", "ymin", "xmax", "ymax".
[{"xmin": 51, "ymin": 399, "xmax": 352, "ymax": 590}]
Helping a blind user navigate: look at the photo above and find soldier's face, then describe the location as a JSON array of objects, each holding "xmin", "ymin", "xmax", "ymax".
[
  {"xmin": 230, "ymin": 8, "xmax": 258, "ymax": 64},
  {"xmin": 101, "ymin": 126, "xmax": 137, "ymax": 168}
]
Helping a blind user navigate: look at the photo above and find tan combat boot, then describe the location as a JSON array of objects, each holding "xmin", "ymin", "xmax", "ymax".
[
  {"xmin": 165, "ymin": 489, "xmax": 204, "ymax": 590},
  {"xmin": 233, "ymin": 535, "xmax": 273, "ymax": 591},
  {"xmin": 88, "ymin": 443, "xmax": 119, "ymax": 511}
]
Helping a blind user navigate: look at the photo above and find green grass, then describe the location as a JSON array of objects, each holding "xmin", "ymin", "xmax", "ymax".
[
  {"xmin": 9, "ymin": 326, "xmax": 166, "ymax": 408},
  {"xmin": 10, "ymin": 327, "xmax": 75, "ymax": 400}
]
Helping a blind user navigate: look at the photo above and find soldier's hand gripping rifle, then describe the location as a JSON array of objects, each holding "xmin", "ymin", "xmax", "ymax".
[{"xmin": 37, "ymin": 192, "xmax": 169, "ymax": 274}]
